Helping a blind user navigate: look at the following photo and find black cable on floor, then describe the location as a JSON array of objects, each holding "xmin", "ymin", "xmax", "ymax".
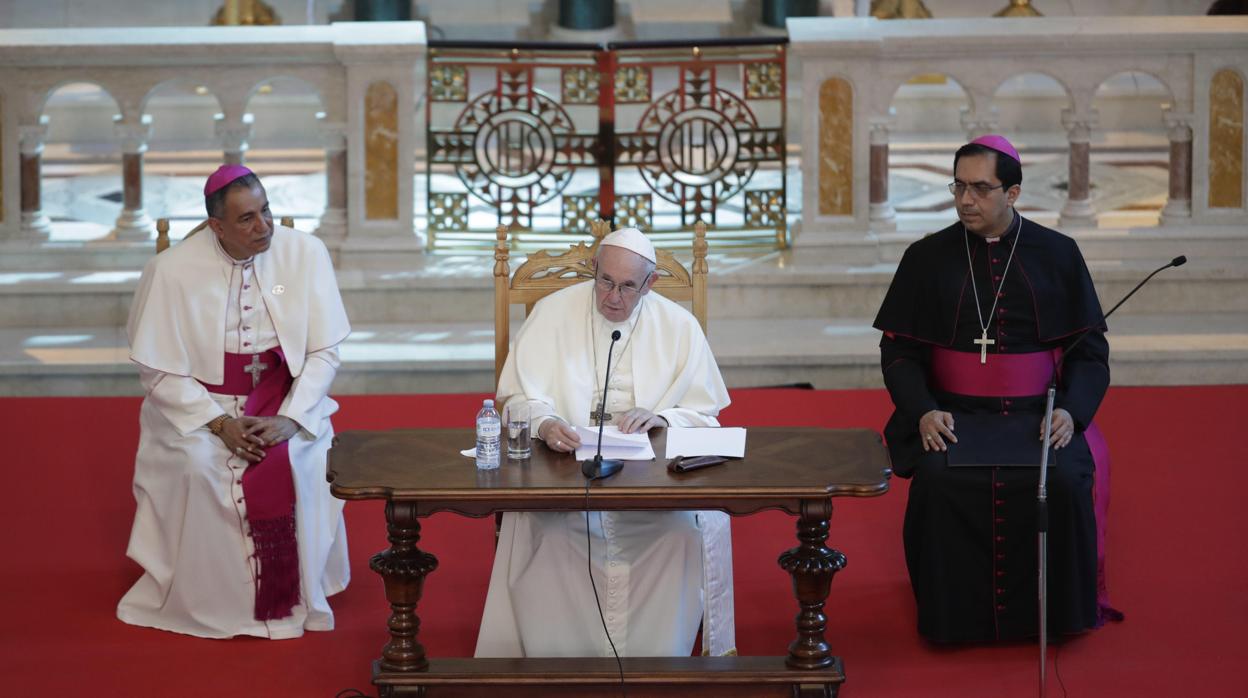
[
  {"xmin": 585, "ymin": 476, "xmax": 627, "ymax": 698},
  {"xmin": 1054, "ymin": 642, "xmax": 1069, "ymax": 698}
]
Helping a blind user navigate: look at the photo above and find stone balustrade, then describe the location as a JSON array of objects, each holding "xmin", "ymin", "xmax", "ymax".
[
  {"xmin": 0, "ymin": 22, "xmax": 426, "ymax": 250},
  {"xmin": 789, "ymin": 16, "xmax": 1248, "ymax": 243}
]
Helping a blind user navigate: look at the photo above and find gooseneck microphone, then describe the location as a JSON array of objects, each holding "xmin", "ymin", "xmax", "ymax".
[
  {"xmin": 582, "ymin": 330, "xmax": 624, "ymax": 480},
  {"xmin": 1035, "ymin": 253, "xmax": 1185, "ymax": 697}
]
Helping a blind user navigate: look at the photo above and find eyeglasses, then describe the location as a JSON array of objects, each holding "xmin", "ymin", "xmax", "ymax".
[
  {"xmin": 949, "ymin": 181, "xmax": 1006, "ymax": 198},
  {"xmin": 594, "ymin": 274, "xmax": 648, "ymax": 299}
]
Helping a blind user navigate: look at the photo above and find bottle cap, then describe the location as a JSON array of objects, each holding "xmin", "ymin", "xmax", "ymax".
[{"xmin": 484, "ymin": 399, "xmax": 494, "ymax": 406}]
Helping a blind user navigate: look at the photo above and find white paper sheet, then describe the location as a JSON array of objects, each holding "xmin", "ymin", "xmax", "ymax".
[
  {"xmin": 664, "ymin": 427, "xmax": 747, "ymax": 459},
  {"xmin": 573, "ymin": 425, "xmax": 656, "ymax": 461}
]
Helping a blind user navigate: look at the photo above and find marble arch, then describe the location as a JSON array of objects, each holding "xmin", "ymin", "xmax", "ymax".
[
  {"xmin": 36, "ymin": 80, "xmax": 121, "ymax": 121},
  {"xmin": 885, "ymin": 72, "xmax": 977, "ymax": 116},
  {"xmin": 1090, "ymin": 69, "xmax": 1175, "ymax": 105},
  {"xmin": 139, "ymin": 78, "xmax": 224, "ymax": 117},
  {"xmin": 990, "ymin": 71, "xmax": 1074, "ymax": 104}
]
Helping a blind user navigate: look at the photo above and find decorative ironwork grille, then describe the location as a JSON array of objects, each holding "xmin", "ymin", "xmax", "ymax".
[{"xmin": 426, "ymin": 38, "xmax": 788, "ymax": 250}]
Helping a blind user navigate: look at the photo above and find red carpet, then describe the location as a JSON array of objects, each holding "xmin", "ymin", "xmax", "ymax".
[{"xmin": 1, "ymin": 386, "xmax": 1244, "ymax": 696}]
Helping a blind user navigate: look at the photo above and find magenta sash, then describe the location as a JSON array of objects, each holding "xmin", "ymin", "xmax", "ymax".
[
  {"xmin": 930, "ymin": 348, "xmax": 1054, "ymax": 397},
  {"xmin": 200, "ymin": 349, "xmax": 300, "ymax": 621},
  {"xmin": 930, "ymin": 346, "xmax": 1118, "ymax": 622},
  {"xmin": 197, "ymin": 350, "xmax": 282, "ymax": 396}
]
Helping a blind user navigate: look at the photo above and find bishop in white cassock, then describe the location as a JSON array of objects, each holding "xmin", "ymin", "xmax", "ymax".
[
  {"xmin": 475, "ymin": 228, "xmax": 736, "ymax": 658},
  {"xmin": 117, "ymin": 166, "xmax": 351, "ymax": 639}
]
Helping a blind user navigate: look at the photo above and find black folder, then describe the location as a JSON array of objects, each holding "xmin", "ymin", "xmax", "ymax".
[{"xmin": 945, "ymin": 413, "xmax": 1054, "ymax": 468}]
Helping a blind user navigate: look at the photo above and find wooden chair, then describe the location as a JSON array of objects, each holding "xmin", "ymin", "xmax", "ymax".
[
  {"xmin": 155, "ymin": 216, "xmax": 296, "ymax": 253},
  {"xmin": 493, "ymin": 220, "xmax": 708, "ymax": 387}
]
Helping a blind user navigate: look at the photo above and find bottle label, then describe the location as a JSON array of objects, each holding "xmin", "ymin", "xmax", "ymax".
[{"xmin": 478, "ymin": 422, "xmax": 500, "ymax": 438}]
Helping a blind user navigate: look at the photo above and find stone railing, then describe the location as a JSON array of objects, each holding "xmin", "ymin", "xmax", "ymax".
[
  {"xmin": 0, "ymin": 23, "xmax": 426, "ymax": 250},
  {"xmin": 789, "ymin": 16, "xmax": 1248, "ymax": 243}
]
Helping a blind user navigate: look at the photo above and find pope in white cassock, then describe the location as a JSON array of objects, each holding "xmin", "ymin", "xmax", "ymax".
[
  {"xmin": 476, "ymin": 228, "xmax": 736, "ymax": 658},
  {"xmin": 117, "ymin": 165, "xmax": 352, "ymax": 639}
]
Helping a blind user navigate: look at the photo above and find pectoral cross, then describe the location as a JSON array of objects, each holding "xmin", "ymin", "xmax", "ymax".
[
  {"xmin": 974, "ymin": 329, "xmax": 996, "ymax": 365},
  {"xmin": 244, "ymin": 353, "xmax": 269, "ymax": 388},
  {"xmin": 589, "ymin": 409, "xmax": 613, "ymax": 426}
]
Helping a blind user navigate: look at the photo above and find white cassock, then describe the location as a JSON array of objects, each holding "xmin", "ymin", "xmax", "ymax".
[
  {"xmin": 476, "ymin": 280, "xmax": 735, "ymax": 658},
  {"xmin": 117, "ymin": 226, "xmax": 351, "ymax": 639}
]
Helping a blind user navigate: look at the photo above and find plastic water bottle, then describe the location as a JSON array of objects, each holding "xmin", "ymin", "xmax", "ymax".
[{"xmin": 475, "ymin": 399, "xmax": 501, "ymax": 470}]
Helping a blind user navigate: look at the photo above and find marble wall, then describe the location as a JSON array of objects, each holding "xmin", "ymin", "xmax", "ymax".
[
  {"xmin": 0, "ymin": 22, "xmax": 426, "ymax": 246},
  {"xmin": 790, "ymin": 15, "xmax": 1248, "ymax": 239}
]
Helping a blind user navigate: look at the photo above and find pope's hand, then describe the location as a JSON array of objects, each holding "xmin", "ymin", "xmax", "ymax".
[
  {"xmin": 918, "ymin": 410, "xmax": 957, "ymax": 453},
  {"xmin": 238, "ymin": 415, "xmax": 299, "ymax": 448},
  {"xmin": 617, "ymin": 407, "xmax": 666, "ymax": 434},
  {"xmin": 218, "ymin": 417, "xmax": 266, "ymax": 463},
  {"xmin": 539, "ymin": 419, "xmax": 581, "ymax": 453},
  {"xmin": 1042, "ymin": 408, "xmax": 1075, "ymax": 450}
]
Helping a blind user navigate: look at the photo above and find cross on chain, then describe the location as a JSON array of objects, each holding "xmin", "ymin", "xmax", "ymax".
[
  {"xmin": 244, "ymin": 354, "xmax": 269, "ymax": 388},
  {"xmin": 589, "ymin": 409, "xmax": 613, "ymax": 426},
  {"xmin": 973, "ymin": 330, "xmax": 996, "ymax": 365}
]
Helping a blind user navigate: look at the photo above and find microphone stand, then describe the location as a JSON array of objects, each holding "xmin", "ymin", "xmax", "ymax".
[
  {"xmin": 582, "ymin": 330, "xmax": 623, "ymax": 480},
  {"xmin": 1036, "ymin": 255, "xmax": 1184, "ymax": 696}
]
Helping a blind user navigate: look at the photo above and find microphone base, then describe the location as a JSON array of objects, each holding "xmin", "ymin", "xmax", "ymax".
[{"xmin": 581, "ymin": 458, "xmax": 624, "ymax": 480}]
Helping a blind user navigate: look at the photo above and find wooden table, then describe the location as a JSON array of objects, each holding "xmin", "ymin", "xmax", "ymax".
[{"xmin": 328, "ymin": 427, "xmax": 890, "ymax": 697}]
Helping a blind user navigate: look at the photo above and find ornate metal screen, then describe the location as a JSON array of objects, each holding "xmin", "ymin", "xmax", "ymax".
[{"xmin": 426, "ymin": 38, "xmax": 788, "ymax": 249}]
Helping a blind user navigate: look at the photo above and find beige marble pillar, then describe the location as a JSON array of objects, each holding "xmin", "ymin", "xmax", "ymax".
[
  {"xmin": 1209, "ymin": 69, "xmax": 1244, "ymax": 209},
  {"xmin": 817, "ymin": 78, "xmax": 853, "ymax": 217},
  {"xmin": 214, "ymin": 113, "xmax": 254, "ymax": 165},
  {"xmin": 315, "ymin": 118, "xmax": 348, "ymax": 243},
  {"xmin": 111, "ymin": 115, "xmax": 155, "ymax": 241},
  {"xmin": 1161, "ymin": 111, "xmax": 1194, "ymax": 225},
  {"xmin": 18, "ymin": 118, "xmax": 51, "ymax": 241},
  {"xmin": 868, "ymin": 117, "xmax": 896, "ymax": 231},
  {"xmin": 1058, "ymin": 108, "xmax": 1097, "ymax": 229}
]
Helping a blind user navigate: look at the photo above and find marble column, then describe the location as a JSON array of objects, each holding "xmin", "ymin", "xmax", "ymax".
[
  {"xmin": 214, "ymin": 113, "xmax": 254, "ymax": 165},
  {"xmin": 868, "ymin": 117, "xmax": 896, "ymax": 231},
  {"xmin": 1160, "ymin": 111, "xmax": 1194, "ymax": 225},
  {"xmin": 111, "ymin": 115, "xmax": 155, "ymax": 241},
  {"xmin": 1058, "ymin": 108, "xmax": 1097, "ymax": 229},
  {"xmin": 18, "ymin": 118, "xmax": 52, "ymax": 241},
  {"xmin": 315, "ymin": 118, "xmax": 348, "ymax": 243}
]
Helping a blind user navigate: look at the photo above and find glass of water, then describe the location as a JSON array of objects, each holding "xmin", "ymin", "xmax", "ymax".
[{"xmin": 505, "ymin": 401, "xmax": 531, "ymax": 460}]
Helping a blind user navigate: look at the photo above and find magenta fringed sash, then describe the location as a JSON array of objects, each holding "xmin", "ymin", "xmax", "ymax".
[
  {"xmin": 930, "ymin": 346, "xmax": 1119, "ymax": 624},
  {"xmin": 201, "ymin": 349, "xmax": 300, "ymax": 621}
]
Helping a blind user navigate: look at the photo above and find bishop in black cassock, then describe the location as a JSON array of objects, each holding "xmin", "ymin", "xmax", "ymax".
[{"xmin": 873, "ymin": 136, "xmax": 1119, "ymax": 644}]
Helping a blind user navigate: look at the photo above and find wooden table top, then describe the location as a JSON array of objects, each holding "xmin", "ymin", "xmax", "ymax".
[{"xmin": 328, "ymin": 427, "xmax": 890, "ymax": 517}]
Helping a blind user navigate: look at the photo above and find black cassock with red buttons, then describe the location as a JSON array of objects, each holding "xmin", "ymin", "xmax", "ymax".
[{"xmin": 872, "ymin": 213, "xmax": 1109, "ymax": 644}]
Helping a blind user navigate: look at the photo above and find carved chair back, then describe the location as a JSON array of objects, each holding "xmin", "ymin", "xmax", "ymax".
[{"xmin": 493, "ymin": 220, "xmax": 708, "ymax": 387}]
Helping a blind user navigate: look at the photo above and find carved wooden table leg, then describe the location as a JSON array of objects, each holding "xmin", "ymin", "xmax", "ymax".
[
  {"xmin": 778, "ymin": 498, "xmax": 847, "ymax": 670},
  {"xmin": 369, "ymin": 501, "xmax": 439, "ymax": 672}
]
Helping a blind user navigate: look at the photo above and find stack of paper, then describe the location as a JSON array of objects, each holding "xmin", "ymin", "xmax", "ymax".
[
  {"xmin": 573, "ymin": 426, "xmax": 656, "ymax": 461},
  {"xmin": 664, "ymin": 427, "xmax": 747, "ymax": 459}
]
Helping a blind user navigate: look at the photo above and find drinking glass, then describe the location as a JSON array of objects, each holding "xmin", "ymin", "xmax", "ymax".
[{"xmin": 505, "ymin": 402, "xmax": 531, "ymax": 459}]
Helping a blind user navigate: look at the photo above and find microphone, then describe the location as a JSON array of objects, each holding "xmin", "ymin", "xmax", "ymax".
[
  {"xmin": 1034, "ymin": 253, "xmax": 1184, "ymax": 689},
  {"xmin": 582, "ymin": 329, "xmax": 624, "ymax": 480}
]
